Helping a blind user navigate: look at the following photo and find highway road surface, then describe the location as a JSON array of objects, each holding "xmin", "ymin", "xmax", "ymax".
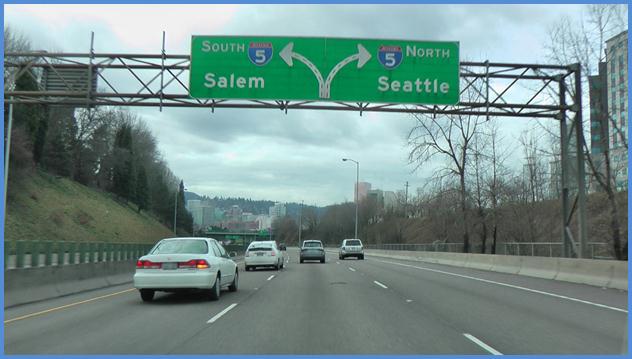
[{"xmin": 4, "ymin": 249, "xmax": 628, "ymax": 354}]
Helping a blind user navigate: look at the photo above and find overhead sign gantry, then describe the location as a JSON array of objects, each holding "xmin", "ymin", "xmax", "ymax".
[{"xmin": 189, "ymin": 36, "xmax": 459, "ymax": 105}]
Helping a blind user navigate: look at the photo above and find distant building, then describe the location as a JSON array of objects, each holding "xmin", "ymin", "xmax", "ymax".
[
  {"xmin": 355, "ymin": 182, "xmax": 371, "ymax": 202},
  {"xmin": 605, "ymin": 30, "xmax": 628, "ymax": 190},
  {"xmin": 269, "ymin": 202, "xmax": 286, "ymax": 218},
  {"xmin": 367, "ymin": 189, "xmax": 384, "ymax": 209},
  {"xmin": 383, "ymin": 191, "xmax": 397, "ymax": 211}
]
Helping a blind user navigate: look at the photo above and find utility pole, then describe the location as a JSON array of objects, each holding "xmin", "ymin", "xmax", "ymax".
[{"xmin": 404, "ymin": 181, "xmax": 409, "ymax": 218}]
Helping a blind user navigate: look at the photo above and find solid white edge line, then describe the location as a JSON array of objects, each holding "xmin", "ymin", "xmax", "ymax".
[
  {"xmin": 207, "ymin": 303, "xmax": 238, "ymax": 324},
  {"xmin": 267, "ymin": 275, "xmax": 275, "ymax": 281},
  {"xmin": 463, "ymin": 333, "xmax": 503, "ymax": 355},
  {"xmin": 375, "ymin": 259, "xmax": 628, "ymax": 313},
  {"xmin": 373, "ymin": 280, "xmax": 388, "ymax": 289},
  {"xmin": 348, "ymin": 267, "xmax": 356, "ymax": 272}
]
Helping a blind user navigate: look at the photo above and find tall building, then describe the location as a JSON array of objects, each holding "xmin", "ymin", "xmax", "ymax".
[
  {"xmin": 605, "ymin": 30, "xmax": 628, "ymax": 190},
  {"xmin": 355, "ymin": 182, "xmax": 371, "ymax": 202},
  {"xmin": 383, "ymin": 191, "xmax": 397, "ymax": 211},
  {"xmin": 269, "ymin": 202, "xmax": 286, "ymax": 218}
]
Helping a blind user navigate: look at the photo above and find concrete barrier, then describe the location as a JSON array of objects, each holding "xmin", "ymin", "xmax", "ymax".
[
  {"xmin": 5, "ymin": 261, "xmax": 135, "ymax": 308},
  {"xmin": 518, "ymin": 256, "xmax": 559, "ymax": 280},
  {"xmin": 490, "ymin": 255, "xmax": 523, "ymax": 275},
  {"xmin": 464, "ymin": 253, "xmax": 494, "ymax": 271},
  {"xmin": 555, "ymin": 257, "xmax": 617, "ymax": 288},
  {"xmin": 364, "ymin": 249, "xmax": 627, "ymax": 291}
]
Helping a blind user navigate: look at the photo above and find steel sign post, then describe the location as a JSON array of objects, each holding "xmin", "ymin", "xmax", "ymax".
[{"xmin": 189, "ymin": 36, "xmax": 459, "ymax": 105}]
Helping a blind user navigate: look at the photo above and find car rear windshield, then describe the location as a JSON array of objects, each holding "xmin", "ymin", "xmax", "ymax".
[
  {"xmin": 151, "ymin": 240, "xmax": 208, "ymax": 254},
  {"xmin": 303, "ymin": 242, "xmax": 322, "ymax": 248},
  {"xmin": 248, "ymin": 246, "xmax": 273, "ymax": 251},
  {"xmin": 346, "ymin": 240, "xmax": 361, "ymax": 246}
]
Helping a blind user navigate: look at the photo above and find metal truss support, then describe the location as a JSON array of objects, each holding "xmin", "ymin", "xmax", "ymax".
[{"xmin": 3, "ymin": 49, "xmax": 588, "ymax": 258}]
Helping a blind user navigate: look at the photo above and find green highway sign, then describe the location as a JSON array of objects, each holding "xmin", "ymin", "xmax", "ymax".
[{"xmin": 189, "ymin": 36, "xmax": 459, "ymax": 105}]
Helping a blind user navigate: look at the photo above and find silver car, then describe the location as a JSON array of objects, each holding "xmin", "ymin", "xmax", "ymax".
[
  {"xmin": 300, "ymin": 240, "xmax": 326, "ymax": 263},
  {"xmin": 339, "ymin": 239, "xmax": 364, "ymax": 260},
  {"xmin": 134, "ymin": 237, "xmax": 238, "ymax": 302}
]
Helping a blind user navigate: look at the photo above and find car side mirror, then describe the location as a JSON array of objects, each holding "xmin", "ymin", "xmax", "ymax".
[{"xmin": 229, "ymin": 252, "xmax": 237, "ymax": 258}]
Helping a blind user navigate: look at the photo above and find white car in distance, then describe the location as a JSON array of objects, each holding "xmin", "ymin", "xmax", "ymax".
[
  {"xmin": 245, "ymin": 241, "xmax": 284, "ymax": 271},
  {"xmin": 339, "ymin": 238, "xmax": 364, "ymax": 260},
  {"xmin": 133, "ymin": 237, "xmax": 238, "ymax": 302}
]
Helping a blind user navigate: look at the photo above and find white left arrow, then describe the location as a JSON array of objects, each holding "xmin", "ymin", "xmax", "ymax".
[{"xmin": 279, "ymin": 42, "xmax": 326, "ymax": 97}]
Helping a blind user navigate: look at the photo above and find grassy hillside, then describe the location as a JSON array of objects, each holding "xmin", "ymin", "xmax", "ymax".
[{"xmin": 5, "ymin": 170, "xmax": 173, "ymax": 245}]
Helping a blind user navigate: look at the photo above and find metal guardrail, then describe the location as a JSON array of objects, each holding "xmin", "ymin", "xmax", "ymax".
[
  {"xmin": 364, "ymin": 242, "xmax": 613, "ymax": 259},
  {"xmin": 4, "ymin": 241, "xmax": 156, "ymax": 269}
]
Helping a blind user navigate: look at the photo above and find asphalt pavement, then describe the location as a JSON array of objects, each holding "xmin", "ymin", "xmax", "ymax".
[{"xmin": 4, "ymin": 249, "xmax": 628, "ymax": 354}]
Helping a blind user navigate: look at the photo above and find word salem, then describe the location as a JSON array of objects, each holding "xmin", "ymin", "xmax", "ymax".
[
  {"xmin": 377, "ymin": 76, "xmax": 450, "ymax": 94},
  {"xmin": 204, "ymin": 73, "xmax": 265, "ymax": 89}
]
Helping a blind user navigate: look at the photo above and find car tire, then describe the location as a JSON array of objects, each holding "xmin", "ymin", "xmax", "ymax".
[
  {"xmin": 300, "ymin": 258, "xmax": 304, "ymax": 263},
  {"xmin": 208, "ymin": 274, "xmax": 221, "ymax": 301},
  {"xmin": 280, "ymin": 261, "xmax": 284, "ymax": 269},
  {"xmin": 140, "ymin": 289, "xmax": 154, "ymax": 302},
  {"xmin": 245, "ymin": 265, "xmax": 250, "ymax": 272},
  {"xmin": 228, "ymin": 270, "xmax": 238, "ymax": 292},
  {"xmin": 360, "ymin": 255, "xmax": 364, "ymax": 260},
  {"xmin": 320, "ymin": 258, "xmax": 325, "ymax": 263}
]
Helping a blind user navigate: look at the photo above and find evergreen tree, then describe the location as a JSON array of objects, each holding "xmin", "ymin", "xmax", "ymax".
[
  {"xmin": 111, "ymin": 123, "xmax": 135, "ymax": 202},
  {"xmin": 135, "ymin": 165, "xmax": 150, "ymax": 213}
]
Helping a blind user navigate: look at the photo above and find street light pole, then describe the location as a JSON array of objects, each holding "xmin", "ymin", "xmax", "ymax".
[
  {"xmin": 342, "ymin": 158, "xmax": 359, "ymax": 239},
  {"xmin": 298, "ymin": 200, "xmax": 303, "ymax": 247}
]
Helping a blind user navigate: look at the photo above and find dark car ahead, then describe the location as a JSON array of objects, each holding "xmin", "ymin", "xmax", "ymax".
[{"xmin": 300, "ymin": 240, "xmax": 325, "ymax": 263}]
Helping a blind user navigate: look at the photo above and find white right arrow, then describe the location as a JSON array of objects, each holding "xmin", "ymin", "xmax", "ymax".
[
  {"xmin": 323, "ymin": 44, "xmax": 372, "ymax": 98},
  {"xmin": 356, "ymin": 44, "xmax": 371, "ymax": 68}
]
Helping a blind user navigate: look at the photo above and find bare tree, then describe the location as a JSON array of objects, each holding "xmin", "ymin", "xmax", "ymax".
[
  {"xmin": 545, "ymin": 4, "xmax": 628, "ymax": 259},
  {"xmin": 407, "ymin": 83, "xmax": 485, "ymax": 253}
]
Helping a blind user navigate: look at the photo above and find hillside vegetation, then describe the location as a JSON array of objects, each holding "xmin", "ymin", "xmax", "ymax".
[{"xmin": 5, "ymin": 170, "xmax": 173, "ymax": 245}]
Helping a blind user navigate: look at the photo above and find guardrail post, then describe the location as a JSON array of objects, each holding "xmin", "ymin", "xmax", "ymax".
[
  {"xmin": 31, "ymin": 240, "xmax": 40, "ymax": 267},
  {"xmin": 16, "ymin": 240, "xmax": 25, "ymax": 268},
  {"xmin": 89, "ymin": 242, "xmax": 96, "ymax": 263},
  {"xmin": 116, "ymin": 244, "xmax": 122, "ymax": 261},
  {"xmin": 57, "ymin": 241, "xmax": 65, "ymax": 265},
  {"xmin": 107, "ymin": 243, "xmax": 113, "ymax": 262},
  {"xmin": 44, "ymin": 241, "xmax": 52, "ymax": 266},
  {"xmin": 97, "ymin": 243, "xmax": 103, "ymax": 262},
  {"xmin": 68, "ymin": 242, "xmax": 76, "ymax": 264}
]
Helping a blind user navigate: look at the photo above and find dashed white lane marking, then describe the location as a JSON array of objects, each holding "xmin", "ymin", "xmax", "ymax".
[
  {"xmin": 406, "ymin": 299, "xmax": 413, "ymax": 303},
  {"xmin": 348, "ymin": 267, "xmax": 356, "ymax": 272},
  {"xmin": 207, "ymin": 303, "xmax": 238, "ymax": 324},
  {"xmin": 336, "ymin": 261, "xmax": 340, "ymax": 264},
  {"xmin": 375, "ymin": 259, "xmax": 628, "ymax": 313},
  {"xmin": 463, "ymin": 333, "xmax": 502, "ymax": 355},
  {"xmin": 267, "ymin": 275, "xmax": 275, "ymax": 281},
  {"xmin": 373, "ymin": 280, "xmax": 388, "ymax": 289}
]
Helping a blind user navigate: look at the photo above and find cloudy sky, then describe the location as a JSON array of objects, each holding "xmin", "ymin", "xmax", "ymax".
[{"xmin": 5, "ymin": 4, "xmax": 588, "ymax": 206}]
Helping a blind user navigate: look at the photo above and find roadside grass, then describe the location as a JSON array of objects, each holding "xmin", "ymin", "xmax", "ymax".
[{"xmin": 5, "ymin": 170, "xmax": 173, "ymax": 246}]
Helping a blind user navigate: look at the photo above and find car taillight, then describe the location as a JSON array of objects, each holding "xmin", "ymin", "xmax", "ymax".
[
  {"xmin": 271, "ymin": 252, "xmax": 276, "ymax": 256},
  {"xmin": 178, "ymin": 259, "xmax": 210, "ymax": 269},
  {"xmin": 136, "ymin": 260, "xmax": 161, "ymax": 269}
]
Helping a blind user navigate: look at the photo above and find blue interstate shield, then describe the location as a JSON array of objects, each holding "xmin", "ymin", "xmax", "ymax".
[
  {"xmin": 378, "ymin": 45, "xmax": 403, "ymax": 70},
  {"xmin": 248, "ymin": 42, "xmax": 273, "ymax": 66}
]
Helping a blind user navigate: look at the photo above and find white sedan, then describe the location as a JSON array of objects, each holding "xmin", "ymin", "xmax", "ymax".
[
  {"xmin": 133, "ymin": 237, "xmax": 238, "ymax": 302},
  {"xmin": 245, "ymin": 241, "xmax": 284, "ymax": 271}
]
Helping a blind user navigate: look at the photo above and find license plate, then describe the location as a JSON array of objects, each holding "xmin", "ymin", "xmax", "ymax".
[
  {"xmin": 256, "ymin": 252, "xmax": 264, "ymax": 256},
  {"xmin": 162, "ymin": 262, "xmax": 177, "ymax": 270}
]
